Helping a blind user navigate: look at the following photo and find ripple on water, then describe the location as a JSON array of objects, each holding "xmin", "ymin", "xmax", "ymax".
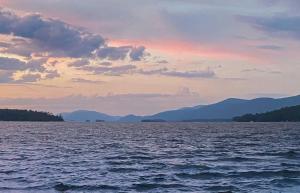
[
  {"xmin": 54, "ymin": 183, "xmax": 120, "ymax": 192},
  {"xmin": 131, "ymin": 183, "xmax": 187, "ymax": 192},
  {"xmin": 204, "ymin": 185, "xmax": 239, "ymax": 192},
  {"xmin": 108, "ymin": 167, "xmax": 143, "ymax": 173},
  {"xmin": 230, "ymin": 170, "xmax": 300, "ymax": 178},
  {"xmin": 172, "ymin": 163, "xmax": 211, "ymax": 170},
  {"xmin": 175, "ymin": 171, "xmax": 226, "ymax": 179},
  {"xmin": 0, "ymin": 122, "xmax": 300, "ymax": 193},
  {"xmin": 271, "ymin": 178, "xmax": 300, "ymax": 187},
  {"xmin": 258, "ymin": 150, "xmax": 299, "ymax": 158}
]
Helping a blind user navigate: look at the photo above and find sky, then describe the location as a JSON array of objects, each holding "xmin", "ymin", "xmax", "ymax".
[{"xmin": 0, "ymin": 0, "xmax": 299, "ymax": 115}]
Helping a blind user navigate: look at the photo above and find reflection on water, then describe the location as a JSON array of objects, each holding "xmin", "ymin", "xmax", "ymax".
[{"xmin": 0, "ymin": 122, "xmax": 300, "ymax": 192}]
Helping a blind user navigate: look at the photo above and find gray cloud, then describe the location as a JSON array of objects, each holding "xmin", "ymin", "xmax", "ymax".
[
  {"xmin": 99, "ymin": 62, "xmax": 112, "ymax": 66},
  {"xmin": 97, "ymin": 46, "xmax": 131, "ymax": 61},
  {"xmin": 156, "ymin": 60, "xmax": 169, "ymax": 64},
  {"xmin": 0, "ymin": 8, "xmax": 148, "ymax": 61},
  {"xmin": 260, "ymin": 0, "xmax": 300, "ymax": 9},
  {"xmin": 0, "ymin": 8, "xmax": 105, "ymax": 57},
  {"xmin": 68, "ymin": 59, "xmax": 90, "ymax": 67},
  {"xmin": 239, "ymin": 15, "xmax": 300, "ymax": 40},
  {"xmin": 0, "ymin": 70, "xmax": 13, "ymax": 83},
  {"xmin": 256, "ymin": 45, "xmax": 283, "ymax": 50},
  {"xmin": 0, "ymin": 71, "xmax": 42, "ymax": 84},
  {"xmin": 162, "ymin": 70, "xmax": 215, "ymax": 78},
  {"xmin": 2, "ymin": 37, "xmax": 41, "ymax": 57},
  {"xmin": 0, "ymin": 57, "xmax": 46, "ymax": 72},
  {"xmin": 77, "ymin": 61, "xmax": 216, "ymax": 78},
  {"xmin": 96, "ymin": 46, "xmax": 147, "ymax": 61},
  {"xmin": 242, "ymin": 68, "xmax": 281, "ymax": 74},
  {"xmin": 17, "ymin": 73, "xmax": 42, "ymax": 83},
  {"xmin": 81, "ymin": 64, "xmax": 137, "ymax": 76},
  {"xmin": 26, "ymin": 59, "xmax": 47, "ymax": 72},
  {"xmin": 71, "ymin": 78, "xmax": 105, "ymax": 84},
  {"xmin": 0, "ymin": 42, "xmax": 10, "ymax": 48},
  {"xmin": 129, "ymin": 46, "xmax": 147, "ymax": 61},
  {"xmin": 45, "ymin": 70, "xmax": 60, "ymax": 79},
  {"xmin": 0, "ymin": 7, "xmax": 150, "ymax": 83},
  {"xmin": 0, "ymin": 57, "xmax": 25, "ymax": 70},
  {"xmin": 0, "ymin": 57, "xmax": 60, "ymax": 83},
  {"xmin": 137, "ymin": 68, "xmax": 216, "ymax": 78}
]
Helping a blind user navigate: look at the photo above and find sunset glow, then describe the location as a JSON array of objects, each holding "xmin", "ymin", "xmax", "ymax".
[{"xmin": 0, "ymin": 0, "xmax": 300, "ymax": 115}]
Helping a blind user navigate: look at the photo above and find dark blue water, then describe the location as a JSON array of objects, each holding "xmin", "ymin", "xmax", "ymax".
[{"xmin": 0, "ymin": 122, "xmax": 300, "ymax": 193}]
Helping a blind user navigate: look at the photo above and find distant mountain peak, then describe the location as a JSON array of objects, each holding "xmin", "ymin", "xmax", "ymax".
[
  {"xmin": 219, "ymin": 98, "xmax": 248, "ymax": 103},
  {"xmin": 62, "ymin": 110, "xmax": 120, "ymax": 122}
]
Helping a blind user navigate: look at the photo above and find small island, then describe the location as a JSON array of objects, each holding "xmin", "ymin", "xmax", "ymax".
[
  {"xmin": 233, "ymin": 105, "xmax": 300, "ymax": 122},
  {"xmin": 141, "ymin": 119, "xmax": 166, "ymax": 122},
  {"xmin": 0, "ymin": 109, "xmax": 64, "ymax": 122}
]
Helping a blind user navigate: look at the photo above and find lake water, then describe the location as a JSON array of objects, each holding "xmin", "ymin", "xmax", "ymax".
[{"xmin": 0, "ymin": 122, "xmax": 300, "ymax": 193}]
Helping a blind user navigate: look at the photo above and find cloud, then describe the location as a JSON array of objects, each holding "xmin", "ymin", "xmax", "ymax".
[
  {"xmin": 162, "ymin": 69, "xmax": 215, "ymax": 78},
  {"xmin": 239, "ymin": 15, "xmax": 300, "ymax": 40},
  {"xmin": 68, "ymin": 59, "xmax": 90, "ymax": 67},
  {"xmin": 137, "ymin": 68, "xmax": 216, "ymax": 78},
  {"xmin": 81, "ymin": 64, "xmax": 137, "ymax": 76},
  {"xmin": 0, "ymin": 70, "xmax": 43, "ymax": 83},
  {"xmin": 75, "ymin": 61, "xmax": 216, "ymax": 78},
  {"xmin": 256, "ymin": 45, "xmax": 283, "ymax": 50},
  {"xmin": 242, "ymin": 68, "xmax": 281, "ymax": 74},
  {"xmin": 0, "ymin": 57, "xmax": 26, "ymax": 70},
  {"xmin": 26, "ymin": 58, "xmax": 47, "ymax": 72},
  {"xmin": 0, "ymin": 57, "xmax": 48, "ymax": 78},
  {"xmin": 0, "ymin": 70, "xmax": 13, "ymax": 83},
  {"xmin": 0, "ymin": 41, "xmax": 10, "ymax": 48},
  {"xmin": 99, "ymin": 62, "xmax": 112, "ymax": 66},
  {"xmin": 129, "ymin": 46, "xmax": 147, "ymax": 61},
  {"xmin": 17, "ymin": 73, "xmax": 42, "ymax": 83},
  {"xmin": 0, "ymin": 7, "xmax": 148, "ymax": 61},
  {"xmin": 2, "ymin": 37, "xmax": 42, "ymax": 57},
  {"xmin": 0, "ymin": 57, "xmax": 60, "ymax": 83},
  {"xmin": 0, "ymin": 57, "xmax": 46, "ymax": 72},
  {"xmin": 97, "ymin": 46, "xmax": 131, "ymax": 61},
  {"xmin": 96, "ymin": 45, "xmax": 148, "ymax": 61},
  {"xmin": 0, "ymin": 7, "xmax": 150, "ymax": 84},
  {"xmin": 0, "ymin": 8, "xmax": 105, "ymax": 57},
  {"xmin": 156, "ymin": 60, "xmax": 169, "ymax": 64},
  {"xmin": 76, "ymin": 61, "xmax": 216, "ymax": 78},
  {"xmin": 260, "ymin": 0, "xmax": 300, "ymax": 10},
  {"xmin": 71, "ymin": 78, "xmax": 105, "ymax": 84},
  {"xmin": 45, "ymin": 70, "xmax": 60, "ymax": 79}
]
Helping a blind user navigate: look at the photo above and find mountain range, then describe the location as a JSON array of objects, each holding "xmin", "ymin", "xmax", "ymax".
[
  {"xmin": 62, "ymin": 95, "xmax": 300, "ymax": 122},
  {"xmin": 62, "ymin": 110, "xmax": 120, "ymax": 122}
]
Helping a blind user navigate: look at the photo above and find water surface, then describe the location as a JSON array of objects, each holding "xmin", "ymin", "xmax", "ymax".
[{"xmin": 1, "ymin": 122, "xmax": 300, "ymax": 192}]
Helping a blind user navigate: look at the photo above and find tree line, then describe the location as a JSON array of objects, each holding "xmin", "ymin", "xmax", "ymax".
[
  {"xmin": 233, "ymin": 105, "xmax": 300, "ymax": 122},
  {"xmin": 0, "ymin": 109, "xmax": 64, "ymax": 122}
]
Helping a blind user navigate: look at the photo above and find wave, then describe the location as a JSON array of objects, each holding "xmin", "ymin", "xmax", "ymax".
[
  {"xmin": 218, "ymin": 156, "xmax": 262, "ymax": 162},
  {"xmin": 175, "ymin": 172, "xmax": 226, "ymax": 179},
  {"xmin": 175, "ymin": 169, "xmax": 300, "ymax": 180},
  {"xmin": 205, "ymin": 185, "xmax": 239, "ymax": 192},
  {"xmin": 0, "ymin": 170, "xmax": 17, "ymax": 175},
  {"xmin": 172, "ymin": 164, "xmax": 211, "ymax": 170},
  {"xmin": 230, "ymin": 170, "xmax": 300, "ymax": 178},
  {"xmin": 132, "ymin": 183, "xmax": 187, "ymax": 191},
  {"xmin": 108, "ymin": 167, "xmax": 143, "ymax": 173},
  {"xmin": 54, "ymin": 183, "xmax": 119, "ymax": 192},
  {"xmin": 258, "ymin": 150, "xmax": 299, "ymax": 158},
  {"xmin": 271, "ymin": 178, "xmax": 300, "ymax": 187}
]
